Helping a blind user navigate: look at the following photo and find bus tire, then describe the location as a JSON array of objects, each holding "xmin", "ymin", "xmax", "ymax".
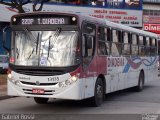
[
  {"xmin": 135, "ymin": 72, "xmax": 144, "ymax": 92},
  {"xmin": 34, "ymin": 97, "xmax": 49, "ymax": 104},
  {"xmin": 90, "ymin": 78, "xmax": 104, "ymax": 107}
]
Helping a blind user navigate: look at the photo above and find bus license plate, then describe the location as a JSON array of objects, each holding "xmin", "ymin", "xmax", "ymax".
[{"xmin": 32, "ymin": 89, "xmax": 44, "ymax": 94}]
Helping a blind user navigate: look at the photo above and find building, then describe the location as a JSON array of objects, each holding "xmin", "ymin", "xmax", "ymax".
[{"xmin": 143, "ymin": 0, "xmax": 160, "ymax": 36}]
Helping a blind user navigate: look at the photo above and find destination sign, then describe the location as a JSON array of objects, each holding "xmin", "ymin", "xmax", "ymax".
[
  {"xmin": 12, "ymin": 15, "xmax": 77, "ymax": 25},
  {"xmin": 21, "ymin": 18, "xmax": 66, "ymax": 25}
]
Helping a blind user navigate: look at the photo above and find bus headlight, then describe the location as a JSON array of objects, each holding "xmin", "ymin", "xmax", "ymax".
[
  {"xmin": 7, "ymin": 73, "xmax": 12, "ymax": 80},
  {"xmin": 7, "ymin": 74, "xmax": 19, "ymax": 85},
  {"xmin": 58, "ymin": 75, "xmax": 78, "ymax": 88}
]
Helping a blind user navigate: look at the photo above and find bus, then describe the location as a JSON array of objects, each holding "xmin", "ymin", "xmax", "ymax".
[{"xmin": 3, "ymin": 12, "xmax": 158, "ymax": 106}]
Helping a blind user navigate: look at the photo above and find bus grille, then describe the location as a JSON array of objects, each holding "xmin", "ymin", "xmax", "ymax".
[
  {"xmin": 20, "ymin": 81, "xmax": 57, "ymax": 86},
  {"xmin": 14, "ymin": 68, "xmax": 64, "ymax": 76}
]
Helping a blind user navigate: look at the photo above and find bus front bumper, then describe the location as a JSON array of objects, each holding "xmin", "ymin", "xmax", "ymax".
[{"xmin": 7, "ymin": 79, "xmax": 84, "ymax": 100}]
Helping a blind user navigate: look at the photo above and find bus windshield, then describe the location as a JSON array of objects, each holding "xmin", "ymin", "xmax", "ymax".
[{"xmin": 11, "ymin": 29, "xmax": 80, "ymax": 67}]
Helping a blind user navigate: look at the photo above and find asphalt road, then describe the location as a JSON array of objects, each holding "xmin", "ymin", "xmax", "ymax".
[{"xmin": 0, "ymin": 79, "xmax": 160, "ymax": 120}]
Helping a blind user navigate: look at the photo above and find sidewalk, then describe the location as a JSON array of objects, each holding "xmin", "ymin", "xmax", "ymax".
[{"xmin": 0, "ymin": 74, "xmax": 10, "ymax": 100}]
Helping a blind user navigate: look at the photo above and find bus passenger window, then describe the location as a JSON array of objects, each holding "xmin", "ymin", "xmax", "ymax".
[
  {"xmin": 139, "ymin": 36, "xmax": 144, "ymax": 45},
  {"xmin": 122, "ymin": 32, "xmax": 130, "ymax": 55},
  {"xmin": 131, "ymin": 34, "xmax": 138, "ymax": 55},
  {"xmin": 98, "ymin": 27, "xmax": 110, "ymax": 55},
  {"xmin": 98, "ymin": 42, "xmax": 108, "ymax": 55},
  {"xmin": 98, "ymin": 27, "xmax": 105, "ymax": 41},
  {"xmin": 145, "ymin": 37, "xmax": 150, "ymax": 56},
  {"xmin": 111, "ymin": 30, "xmax": 121, "ymax": 56},
  {"xmin": 151, "ymin": 38, "xmax": 157, "ymax": 56},
  {"xmin": 112, "ymin": 30, "xmax": 118, "ymax": 42},
  {"xmin": 139, "ymin": 35, "xmax": 145, "ymax": 56}
]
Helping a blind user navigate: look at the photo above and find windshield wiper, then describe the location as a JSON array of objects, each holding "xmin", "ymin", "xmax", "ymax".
[
  {"xmin": 24, "ymin": 28, "xmax": 37, "ymax": 43},
  {"xmin": 47, "ymin": 28, "xmax": 61, "ymax": 60},
  {"xmin": 27, "ymin": 48, "xmax": 34, "ymax": 60},
  {"xmin": 36, "ymin": 32, "xmax": 40, "ymax": 54},
  {"xmin": 23, "ymin": 28, "xmax": 40, "ymax": 60},
  {"xmin": 24, "ymin": 28, "xmax": 39, "ymax": 55},
  {"xmin": 16, "ymin": 48, "xmax": 19, "ymax": 59},
  {"xmin": 52, "ymin": 28, "xmax": 62, "ymax": 45},
  {"xmin": 47, "ymin": 36, "xmax": 51, "ymax": 60}
]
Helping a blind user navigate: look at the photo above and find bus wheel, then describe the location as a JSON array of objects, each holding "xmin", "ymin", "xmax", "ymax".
[
  {"xmin": 135, "ymin": 72, "xmax": 144, "ymax": 92},
  {"xmin": 34, "ymin": 97, "xmax": 49, "ymax": 104},
  {"xmin": 91, "ymin": 78, "xmax": 104, "ymax": 107}
]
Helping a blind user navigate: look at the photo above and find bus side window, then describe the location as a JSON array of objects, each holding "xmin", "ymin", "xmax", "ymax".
[
  {"xmin": 131, "ymin": 34, "xmax": 138, "ymax": 56},
  {"xmin": 98, "ymin": 27, "xmax": 110, "ymax": 55},
  {"xmin": 111, "ymin": 29, "xmax": 121, "ymax": 56},
  {"xmin": 139, "ymin": 35, "xmax": 145, "ymax": 56},
  {"xmin": 122, "ymin": 32, "xmax": 131, "ymax": 56},
  {"xmin": 151, "ymin": 38, "xmax": 157, "ymax": 56},
  {"xmin": 145, "ymin": 37, "xmax": 150, "ymax": 56}
]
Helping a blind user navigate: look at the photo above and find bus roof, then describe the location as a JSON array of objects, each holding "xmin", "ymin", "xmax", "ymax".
[{"xmin": 79, "ymin": 14, "xmax": 158, "ymax": 38}]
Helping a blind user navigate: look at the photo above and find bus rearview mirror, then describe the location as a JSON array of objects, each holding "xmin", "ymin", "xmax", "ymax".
[{"xmin": 87, "ymin": 37, "xmax": 93, "ymax": 49}]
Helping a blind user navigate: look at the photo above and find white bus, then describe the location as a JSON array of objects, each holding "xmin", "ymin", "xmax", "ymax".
[{"xmin": 3, "ymin": 12, "xmax": 158, "ymax": 106}]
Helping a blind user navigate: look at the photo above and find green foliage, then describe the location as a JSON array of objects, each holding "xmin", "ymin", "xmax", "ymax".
[{"xmin": 0, "ymin": 0, "xmax": 50, "ymax": 13}]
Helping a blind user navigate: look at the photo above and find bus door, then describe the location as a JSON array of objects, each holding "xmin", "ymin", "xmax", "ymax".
[{"xmin": 82, "ymin": 22, "xmax": 97, "ymax": 98}]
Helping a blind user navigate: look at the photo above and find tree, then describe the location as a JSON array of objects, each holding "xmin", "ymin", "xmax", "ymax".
[
  {"xmin": 33, "ymin": 0, "xmax": 49, "ymax": 12},
  {"xmin": 0, "ymin": 0, "xmax": 50, "ymax": 13}
]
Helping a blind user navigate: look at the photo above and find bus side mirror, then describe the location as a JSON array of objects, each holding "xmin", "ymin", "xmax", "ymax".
[
  {"xmin": 82, "ymin": 35, "xmax": 94, "ymax": 57},
  {"xmin": 87, "ymin": 37, "xmax": 93, "ymax": 49},
  {"xmin": 2, "ymin": 26, "xmax": 11, "ymax": 52}
]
